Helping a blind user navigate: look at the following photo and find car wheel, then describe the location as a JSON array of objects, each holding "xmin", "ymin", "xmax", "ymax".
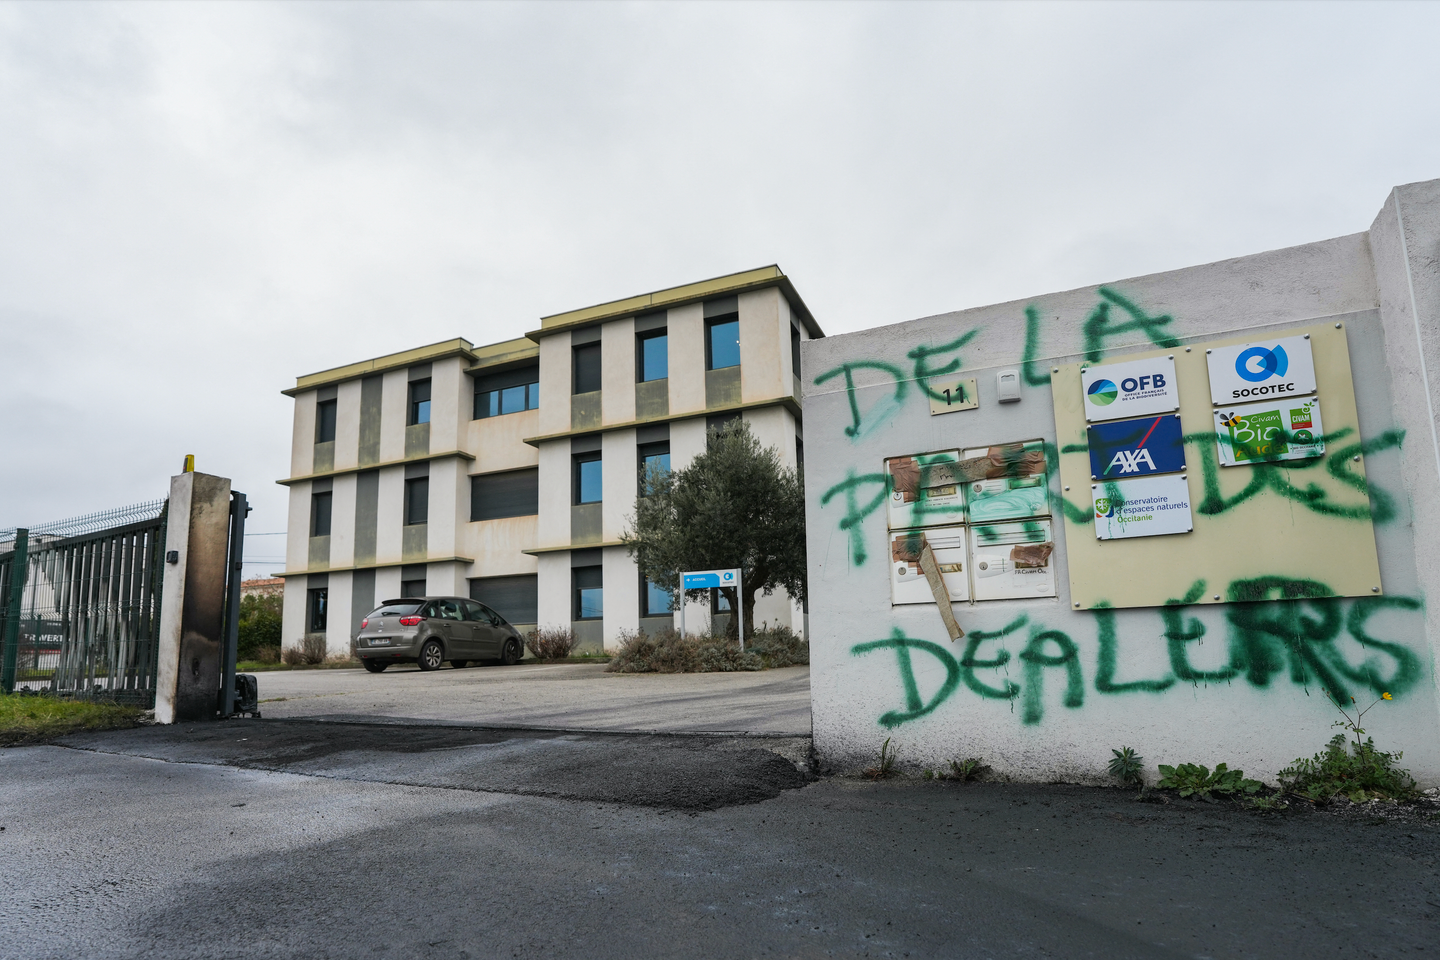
[
  {"xmin": 449, "ymin": 660, "xmax": 468, "ymax": 669},
  {"xmin": 418, "ymin": 639, "xmax": 444, "ymax": 672},
  {"xmin": 363, "ymin": 660, "xmax": 388, "ymax": 674},
  {"xmin": 501, "ymin": 638, "xmax": 521, "ymax": 666}
]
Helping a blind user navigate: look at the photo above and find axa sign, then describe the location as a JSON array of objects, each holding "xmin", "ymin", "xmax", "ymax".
[
  {"xmin": 1080, "ymin": 355, "xmax": 1180, "ymax": 422},
  {"xmin": 1205, "ymin": 334, "xmax": 1317, "ymax": 403},
  {"xmin": 1086, "ymin": 414, "xmax": 1185, "ymax": 479}
]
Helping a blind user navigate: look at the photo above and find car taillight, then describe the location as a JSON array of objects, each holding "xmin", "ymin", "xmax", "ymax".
[
  {"xmin": 360, "ymin": 618, "xmax": 369, "ymax": 629},
  {"xmin": 398, "ymin": 616, "xmax": 423, "ymax": 626}
]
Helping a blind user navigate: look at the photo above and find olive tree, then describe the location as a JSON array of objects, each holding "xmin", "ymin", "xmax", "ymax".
[{"xmin": 622, "ymin": 419, "xmax": 806, "ymax": 640}]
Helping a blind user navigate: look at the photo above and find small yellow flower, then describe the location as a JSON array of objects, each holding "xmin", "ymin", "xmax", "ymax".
[{"xmin": 1382, "ymin": 692, "xmax": 1393, "ymax": 701}]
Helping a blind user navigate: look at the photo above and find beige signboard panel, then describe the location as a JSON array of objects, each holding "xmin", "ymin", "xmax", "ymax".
[{"xmin": 1053, "ymin": 322, "xmax": 1382, "ymax": 610}]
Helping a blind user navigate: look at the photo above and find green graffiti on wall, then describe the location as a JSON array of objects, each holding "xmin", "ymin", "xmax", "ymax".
[{"xmin": 851, "ymin": 578, "xmax": 1425, "ymax": 727}]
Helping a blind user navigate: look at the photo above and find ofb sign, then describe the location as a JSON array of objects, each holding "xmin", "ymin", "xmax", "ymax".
[
  {"xmin": 1081, "ymin": 356, "xmax": 1180, "ymax": 422},
  {"xmin": 1205, "ymin": 334, "xmax": 1316, "ymax": 404}
]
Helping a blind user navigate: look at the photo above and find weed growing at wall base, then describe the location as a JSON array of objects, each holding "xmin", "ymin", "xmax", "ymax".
[{"xmin": 1156, "ymin": 763, "xmax": 1263, "ymax": 802}]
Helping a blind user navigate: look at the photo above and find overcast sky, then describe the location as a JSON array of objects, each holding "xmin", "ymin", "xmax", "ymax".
[{"xmin": 1, "ymin": 1, "xmax": 1436, "ymax": 575}]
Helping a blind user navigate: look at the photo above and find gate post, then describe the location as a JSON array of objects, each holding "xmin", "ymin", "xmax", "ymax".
[
  {"xmin": 155, "ymin": 471, "xmax": 232, "ymax": 723},
  {"xmin": 1, "ymin": 529, "xmax": 29, "ymax": 694}
]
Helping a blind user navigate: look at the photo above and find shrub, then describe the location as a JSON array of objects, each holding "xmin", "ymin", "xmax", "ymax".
[
  {"xmin": 282, "ymin": 633, "xmax": 328, "ymax": 666},
  {"xmin": 744, "ymin": 625, "xmax": 809, "ymax": 668},
  {"xmin": 237, "ymin": 593, "xmax": 282, "ymax": 661},
  {"xmin": 1279, "ymin": 734, "xmax": 1418, "ymax": 803},
  {"xmin": 525, "ymin": 628, "xmax": 579, "ymax": 661},
  {"xmin": 1109, "ymin": 746, "xmax": 1145, "ymax": 787},
  {"xmin": 1156, "ymin": 762, "xmax": 1263, "ymax": 801},
  {"xmin": 606, "ymin": 628, "xmax": 765, "ymax": 673}
]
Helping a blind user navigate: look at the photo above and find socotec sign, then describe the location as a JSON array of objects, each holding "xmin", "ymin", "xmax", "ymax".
[
  {"xmin": 1205, "ymin": 334, "xmax": 1316, "ymax": 404},
  {"xmin": 1080, "ymin": 355, "xmax": 1180, "ymax": 422}
]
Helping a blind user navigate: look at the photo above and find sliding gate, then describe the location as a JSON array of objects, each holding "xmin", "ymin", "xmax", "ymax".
[{"xmin": 0, "ymin": 501, "xmax": 168, "ymax": 705}]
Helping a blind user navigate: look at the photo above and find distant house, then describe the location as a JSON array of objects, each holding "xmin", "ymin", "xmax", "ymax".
[{"xmin": 240, "ymin": 578, "xmax": 284, "ymax": 599}]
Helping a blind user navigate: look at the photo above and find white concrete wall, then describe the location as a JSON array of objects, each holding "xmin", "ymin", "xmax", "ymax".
[
  {"xmin": 467, "ymin": 409, "xmax": 540, "ymax": 472},
  {"xmin": 604, "ymin": 545, "xmax": 639, "ymax": 649},
  {"xmin": 601, "ymin": 428, "xmax": 636, "ymax": 541},
  {"xmin": 427, "ymin": 560, "xmax": 467, "ymax": 598},
  {"xmin": 538, "ymin": 333, "xmax": 571, "ymax": 437},
  {"xmin": 431, "ymin": 356, "xmax": 466, "ymax": 453},
  {"xmin": 802, "ymin": 192, "xmax": 1440, "ymax": 786},
  {"xmin": 325, "ymin": 572, "xmax": 353, "ymax": 657},
  {"xmin": 329, "ymin": 474, "xmax": 357, "ymax": 568},
  {"xmin": 464, "ymin": 517, "xmax": 540, "ymax": 576},
  {"xmin": 740, "ymin": 288, "xmax": 785, "ymax": 403},
  {"xmin": 375, "ymin": 466, "xmax": 405, "ymax": 564},
  {"xmin": 668, "ymin": 303, "xmax": 706, "ymax": 416},
  {"xmin": 536, "ymin": 552, "xmax": 570, "ymax": 630},
  {"xmin": 285, "ymin": 481, "xmax": 310, "ymax": 573},
  {"xmin": 291, "ymin": 391, "xmax": 317, "ymax": 477},
  {"xmin": 282, "ymin": 576, "xmax": 308, "ymax": 647},
  {"xmin": 379, "ymin": 369, "xmax": 408, "ymax": 462},
  {"xmin": 334, "ymin": 379, "xmax": 362, "ymax": 471},
  {"xmin": 602, "ymin": 317, "xmax": 636, "ymax": 425},
  {"xmin": 427, "ymin": 457, "xmax": 465, "ymax": 559},
  {"xmin": 373, "ymin": 566, "xmax": 402, "ymax": 606},
  {"xmin": 670, "ymin": 416, "xmax": 706, "ymax": 471},
  {"xmin": 536, "ymin": 439, "xmax": 570, "ymax": 549}
]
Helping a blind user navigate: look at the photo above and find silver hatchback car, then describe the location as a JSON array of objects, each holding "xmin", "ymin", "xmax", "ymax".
[{"xmin": 356, "ymin": 596, "xmax": 525, "ymax": 673}]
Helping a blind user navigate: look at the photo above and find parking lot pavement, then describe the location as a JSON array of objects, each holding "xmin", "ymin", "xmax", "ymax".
[
  {"xmin": 249, "ymin": 661, "xmax": 812, "ymax": 734},
  {"xmin": 5, "ymin": 729, "xmax": 1438, "ymax": 960}
]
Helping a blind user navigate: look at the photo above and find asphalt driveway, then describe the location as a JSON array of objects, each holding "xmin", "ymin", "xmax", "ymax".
[{"xmin": 250, "ymin": 661, "xmax": 812, "ymax": 734}]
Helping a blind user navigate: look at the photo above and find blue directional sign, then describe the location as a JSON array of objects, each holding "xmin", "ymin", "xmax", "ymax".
[
  {"xmin": 683, "ymin": 568, "xmax": 739, "ymax": 590},
  {"xmin": 1087, "ymin": 414, "xmax": 1186, "ymax": 479}
]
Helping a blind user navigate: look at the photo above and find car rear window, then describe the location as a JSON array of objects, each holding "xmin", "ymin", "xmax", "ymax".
[{"xmin": 370, "ymin": 600, "xmax": 423, "ymax": 617}]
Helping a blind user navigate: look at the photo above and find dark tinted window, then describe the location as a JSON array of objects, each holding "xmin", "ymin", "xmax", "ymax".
[
  {"xmin": 638, "ymin": 441, "xmax": 670, "ymax": 495},
  {"xmin": 405, "ymin": 477, "xmax": 429, "ymax": 525},
  {"xmin": 370, "ymin": 600, "xmax": 423, "ymax": 617},
  {"xmin": 470, "ymin": 575, "xmax": 538, "ymax": 624},
  {"xmin": 643, "ymin": 575, "xmax": 672, "ymax": 617},
  {"xmin": 575, "ymin": 453, "xmax": 602, "ymax": 504},
  {"xmin": 471, "ymin": 469, "xmax": 539, "ymax": 521},
  {"xmin": 400, "ymin": 580, "xmax": 427, "ymax": 598},
  {"xmin": 791, "ymin": 324, "xmax": 802, "ymax": 379},
  {"xmin": 408, "ymin": 380, "xmax": 431, "ymax": 425},
  {"xmin": 574, "ymin": 566, "xmax": 603, "ymax": 620},
  {"xmin": 573, "ymin": 343, "xmax": 602, "ymax": 394},
  {"xmin": 311, "ymin": 492, "xmax": 332, "ymax": 537},
  {"xmin": 637, "ymin": 331, "xmax": 668, "ymax": 382},
  {"xmin": 706, "ymin": 318, "xmax": 740, "ymax": 370},
  {"xmin": 316, "ymin": 399, "xmax": 337, "ymax": 443},
  {"xmin": 307, "ymin": 588, "xmax": 328, "ymax": 632}
]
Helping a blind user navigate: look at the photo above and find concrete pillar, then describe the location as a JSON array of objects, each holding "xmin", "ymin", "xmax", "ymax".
[{"xmin": 155, "ymin": 471, "xmax": 232, "ymax": 724}]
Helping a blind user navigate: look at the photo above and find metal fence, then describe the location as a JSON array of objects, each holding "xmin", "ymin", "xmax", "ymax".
[{"xmin": 0, "ymin": 500, "xmax": 168, "ymax": 705}]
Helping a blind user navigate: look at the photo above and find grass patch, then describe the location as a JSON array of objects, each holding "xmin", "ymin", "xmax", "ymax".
[{"xmin": 0, "ymin": 694, "xmax": 144, "ymax": 746}]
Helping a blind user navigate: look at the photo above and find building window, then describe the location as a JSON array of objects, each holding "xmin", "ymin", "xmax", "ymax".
[
  {"xmin": 574, "ymin": 566, "xmax": 603, "ymax": 620},
  {"xmin": 638, "ymin": 441, "xmax": 670, "ymax": 495},
  {"xmin": 311, "ymin": 491, "xmax": 332, "ymax": 537},
  {"xmin": 405, "ymin": 477, "xmax": 429, "ymax": 525},
  {"xmin": 637, "ymin": 330, "xmax": 668, "ymax": 382},
  {"xmin": 470, "ymin": 575, "xmax": 538, "ymax": 625},
  {"xmin": 706, "ymin": 317, "xmax": 740, "ymax": 370},
  {"xmin": 307, "ymin": 588, "xmax": 328, "ymax": 632},
  {"xmin": 711, "ymin": 588, "xmax": 732, "ymax": 614},
  {"xmin": 316, "ymin": 399, "xmax": 337, "ymax": 443},
  {"xmin": 573, "ymin": 342, "xmax": 602, "ymax": 394},
  {"xmin": 642, "ymin": 574, "xmax": 673, "ymax": 617},
  {"xmin": 400, "ymin": 578, "xmax": 427, "ymax": 598},
  {"xmin": 791, "ymin": 323, "xmax": 802, "ymax": 380},
  {"xmin": 475, "ymin": 381, "xmax": 539, "ymax": 418},
  {"xmin": 706, "ymin": 412, "xmax": 741, "ymax": 448},
  {"xmin": 408, "ymin": 380, "xmax": 431, "ymax": 425},
  {"xmin": 574, "ymin": 452, "xmax": 602, "ymax": 504},
  {"xmin": 471, "ymin": 469, "xmax": 539, "ymax": 521}
]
